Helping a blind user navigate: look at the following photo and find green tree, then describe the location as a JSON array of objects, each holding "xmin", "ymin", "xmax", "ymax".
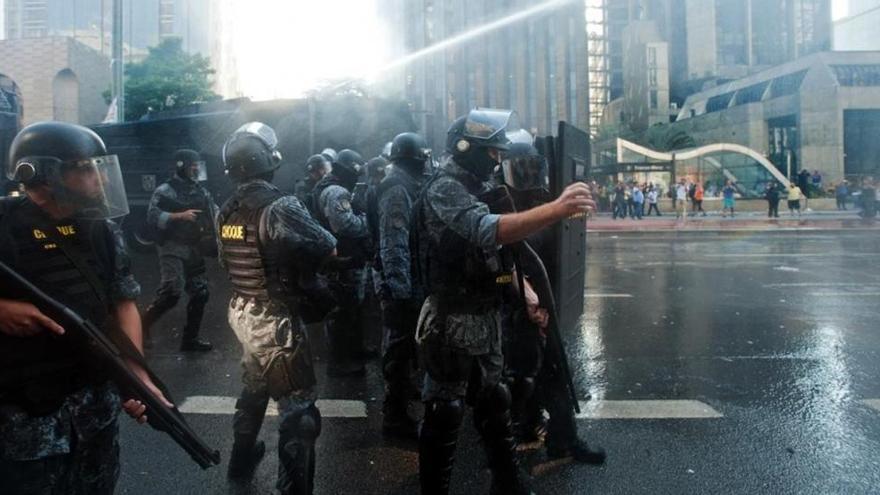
[{"xmin": 106, "ymin": 38, "xmax": 220, "ymax": 121}]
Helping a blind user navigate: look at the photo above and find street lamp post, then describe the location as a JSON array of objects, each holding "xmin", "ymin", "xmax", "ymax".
[{"xmin": 111, "ymin": 0, "xmax": 125, "ymax": 123}]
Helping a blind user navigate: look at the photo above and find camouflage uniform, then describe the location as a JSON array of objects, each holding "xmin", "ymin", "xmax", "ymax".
[
  {"xmin": 317, "ymin": 183, "xmax": 371, "ymax": 370},
  {"xmin": 142, "ymin": 175, "xmax": 218, "ymax": 346},
  {"xmin": 0, "ymin": 198, "xmax": 141, "ymax": 495},
  {"xmin": 415, "ymin": 157, "xmax": 531, "ymax": 493},
  {"xmin": 375, "ymin": 166, "xmax": 424, "ymax": 415},
  {"xmin": 218, "ymin": 180, "xmax": 336, "ymax": 494}
]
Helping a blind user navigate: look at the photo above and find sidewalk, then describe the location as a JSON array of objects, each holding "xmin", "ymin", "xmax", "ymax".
[{"xmin": 588, "ymin": 210, "xmax": 880, "ymax": 232}]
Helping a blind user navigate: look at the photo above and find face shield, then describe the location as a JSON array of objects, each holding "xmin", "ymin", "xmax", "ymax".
[
  {"xmin": 502, "ymin": 155, "xmax": 549, "ymax": 192},
  {"xmin": 179, "ymin": 160, "xmax": 208, "ymax": 182},
  {"xmin": 506, "ymin": 128, "xmax": 534, "ymax": 146},
  {"xmin": 463, "ymin": 108, "xmax": 519, "ymax": 150},
  {"xmin": 35, "ymin": 154, "xmax": 129, "ymax": 219}
]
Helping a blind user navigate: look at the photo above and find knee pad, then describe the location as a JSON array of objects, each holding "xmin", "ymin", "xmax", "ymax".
[
  {"xmin": 280, "ymin": 405, "xmax": 322, "ymax": 442},
  {"xmin": 424, "ymin": 399, "xmax": 464, "ymax": 430},
  {"xmin": 477, "ymin": 382, "xmax": 512, "ymax": 415}
]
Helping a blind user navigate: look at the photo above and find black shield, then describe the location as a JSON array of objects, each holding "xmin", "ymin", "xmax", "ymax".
[{"xmin": 539, "ymin": 121, "xmax": 590, "ymax": 338}]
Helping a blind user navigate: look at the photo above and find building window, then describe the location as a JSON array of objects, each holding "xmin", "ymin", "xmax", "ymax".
[
  {"xmin": 650, "ymin": 90, "xmax": 658, "ymax": 109},
  {"xmin": 734, "ymin": 81, "xmax": 770, "ymax": 106},
  {"xmin": 831, "ymin": 65, "xmax": 880, "ymax": 87},
  {"xmin": 647, "ymin": 47, "xmax": 657, "ymax": 66},
  {"xmin": 649, "ymin": 68, "xmax": 658, "ymax": 87},
  {"xmin": 706, "ymin": 92, "xmax": 735, "ymax": 113},
  {"xmin": 768, "ymin": 70, "xmax": 808, "ymax": 99}
]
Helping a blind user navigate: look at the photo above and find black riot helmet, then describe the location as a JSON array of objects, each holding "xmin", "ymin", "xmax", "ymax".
[
  {"xmin": 390, "ymin": 132, "xmax": 429, "ymax": 175},
  {"xmin": 365, "ymin": 157, "xmax": 388, "ymax": 185},
  {"xmin": 331, "ymin": 149, "xmax": 364, "ymax": 191},
  {"xmin": 305, "ymin": 154, "xmax": 331, "ymax": 176},
  {"xmin": 446, "ymin": 108, "xmax": 516, "ymax": 181},
  {"xmin": 7, "ymin": 121, "xmax": 129, "ymax": 219},
  {"xmin": 173, "ymin": 148, "xmax": 207, "ymax": 182},
  {"xmin": 320, "ymin": 148, "xmax": 338, "ymax": 162},
  {"xmin": 222, "ymin": 122, "xmax": 283, "ymax": 182}
]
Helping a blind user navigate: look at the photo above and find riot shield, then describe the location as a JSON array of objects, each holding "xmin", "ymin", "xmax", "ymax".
[{"xmin": 539, "ymin": 121, "xmax": 589, "ymax": 337}]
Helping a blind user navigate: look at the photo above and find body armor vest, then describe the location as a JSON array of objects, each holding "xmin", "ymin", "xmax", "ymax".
[
  {"xmin": 414, "ymin": 174, "xmax": 514, "ymax": 305},
  {"xmin": 0, "ymin": 197, "xmax": 113, "ymax": 413},
  {"xmin": 217, "ymin": 181, "xmax": 289, "ymax": 301},
  {"xmin": 160, "ymin": 176, "xmax": 212, "ymax": 245}
]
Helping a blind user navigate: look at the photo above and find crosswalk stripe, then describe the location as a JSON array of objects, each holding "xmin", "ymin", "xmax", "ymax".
[
  {"xmin": 576, "ymin": 400, "xmax": 723, "ymax": 419},
  {"xmin": 861, "ymin": 399, "xmax": 880, "ymax": 412},
  {"xmin": 178, "ymin": 396, "xmax": 367, "ymax": 418},
  {"xmin": 809, "ymin": 292, "xmax": 880, "ymax": 297}
]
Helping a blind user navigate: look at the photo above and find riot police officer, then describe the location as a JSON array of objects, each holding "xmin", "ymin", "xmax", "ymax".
[
  {"xmin": 370, "ymin": 132, "xmax": 429, "ymax": 438},
  {"xmin": 295, "ymin": 154, "xmax": 331, "ymax": 203},
  {"xmin": 217, "ymin": 122, "xmax": 336, "ymax": 493},
  {"xmin": 312, "ymin": 149, "xmax": 372, "ymax": 377},
  {"xmin": 500, "ymin": 142, "xmax": 606, "ymax": 465},
  {"xmin": 141, "ymin": 149, "xmax": 217, "ymax": 352},
  {"xmin": 414, "ymin": 109, "xmax": 596, "ymax": 494},
  {"xmin": 0, "ymin": 122, "xmax": 164, "ymax": 494}
]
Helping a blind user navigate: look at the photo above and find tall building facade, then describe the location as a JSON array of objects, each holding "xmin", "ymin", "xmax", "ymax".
[
  {"xmin": 594, "ymin": 0, "xmax": 832, "ymax": 136},
  {"xmin": 376, "ymin": 0, "xmax": 590, "ymax": 148}
]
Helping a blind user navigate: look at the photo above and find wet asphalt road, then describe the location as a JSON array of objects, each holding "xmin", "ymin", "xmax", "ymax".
[{"xmin": 117, "ymin": 230, "xmax": 880, "ymax": 494}]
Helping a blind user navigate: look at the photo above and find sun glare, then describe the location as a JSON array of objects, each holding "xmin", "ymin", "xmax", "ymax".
[{"xmin": 226, "ymin": 0, "xmax": 390, "ymax": 100}]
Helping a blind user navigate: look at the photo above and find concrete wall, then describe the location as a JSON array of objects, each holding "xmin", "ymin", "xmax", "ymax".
[{"xmin": 0, "ymin": 37, "xmax": 109, "ymax": 126}]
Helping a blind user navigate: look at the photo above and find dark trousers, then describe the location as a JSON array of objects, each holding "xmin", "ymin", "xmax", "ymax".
[
  {"xmin": 768, "ymin": 201, "xmax": 780, "ymax": 218},
  {"xmin": 326, "ymin": 268, "xmax": 365, "ymax": 365},
  {"xmin": 381, "ymin": 299, "xmax": 420, "ymax": 412},
  {"xmin": 647, "ymin": 203, "xmax": 661, "ymax": 216},
  {"xmin": 0, "ymin": 420, "xmax": 120, "ymax": 495},
  {"xmin": 836, "ymin": 195, "xmax": 847, "ymax": 210}
]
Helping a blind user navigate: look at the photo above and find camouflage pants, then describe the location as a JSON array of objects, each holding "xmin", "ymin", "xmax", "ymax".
[
  {"xmin": 416, "ymin": 296, "xmax": 504, "ymax": 402},
  {"xmin": 0, "ymin": 419, "xmax": 120, "ymax": 495},
  {"xmin": 228, "ymin": 296, "xmax": 317, "ymax": 402}
]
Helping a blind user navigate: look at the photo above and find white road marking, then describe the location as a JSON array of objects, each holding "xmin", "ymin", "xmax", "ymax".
[
  {"xmin": 585, "ymin": 293, "xmax": 633, "ymax": 298},
  {"xmin": 706, "ymin": 253, "xmax": 873, "ymax": 258},
  {"xmin": 576, "ymin": 400, "xmax": 723, "ymax": 419},
  {"xmin": 862, "ymin": 399, "xmax": 880, "ymax": 412},
  {"xmin": 178, "ymin": 396, "xmax": 367, "ymax": 418},
  {"xmin": 764, "ymin": 283, "xmax": 878, "ymax": 288},
  {"xmin": 809, "ymin": 292, "xmax": 880, "ymax": 297}
]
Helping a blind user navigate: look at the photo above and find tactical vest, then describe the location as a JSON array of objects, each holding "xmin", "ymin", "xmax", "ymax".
[
  {"xmin": 160, "ymin": 176, "xmax": 212, "ymax": 245},
  {"xmin": 413, "ymin": 174, "xmax": 514, "ymax": 305},
  {"xmin": 367, "ymin": 173, "xmax": 420, "ymax": 249},
  {"xmin": 0, "ymin": 197, "xmax": 113, "ymax": 413},
  {"xmin": 217, "ymin": 181, "xmax": 289, "ymax": 301}
]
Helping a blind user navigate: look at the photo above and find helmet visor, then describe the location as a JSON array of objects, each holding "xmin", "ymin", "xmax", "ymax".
[
  {"xmin": 501, "ymin": 155, "xmax": 548, "ymax": 192},
  {"xmin": 463, "ymin": 109, "xmax": 520, "ymax": 150},
  {"xmin": 40, "ymin": 154, "xmax": 129, "ymax": 219}
]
